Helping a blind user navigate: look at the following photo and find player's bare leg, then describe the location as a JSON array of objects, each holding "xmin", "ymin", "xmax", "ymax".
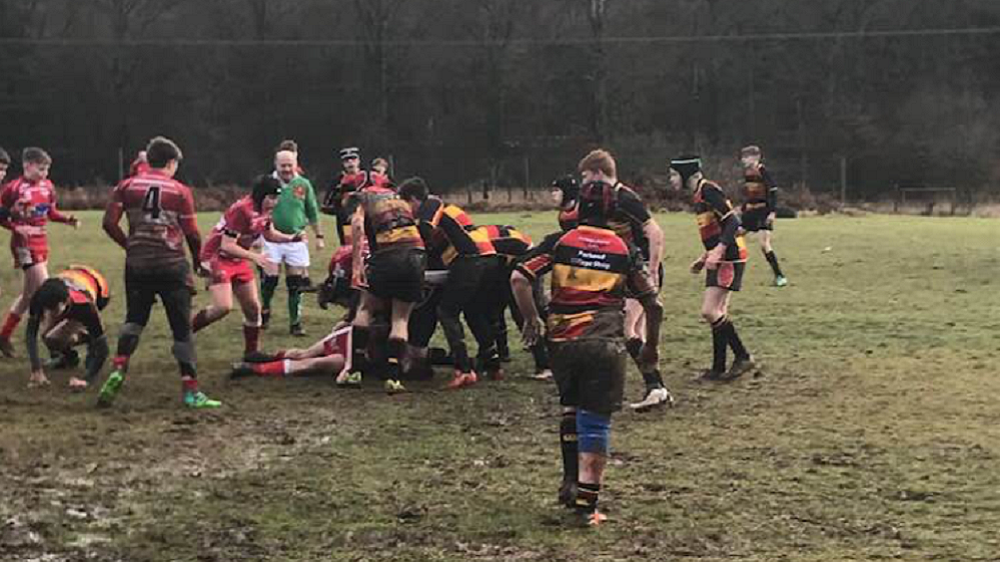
[
  {"xmin": 339, "ymin": 292, "xmax": 384, "ymax": 387},
  {"xmin": 0, "ymin": 262, "xmax": 49, "ymax": 356},
  {"xmin": 233, "ymin": 280, "xmax": 263, "ymax": 356},
  {"xmin": 191, "ymin": 282, "xmax": 234, "ymax": 333},
  {"xmin": 383, "ymin": 299, "xmax": 416, "ymax": 393}
]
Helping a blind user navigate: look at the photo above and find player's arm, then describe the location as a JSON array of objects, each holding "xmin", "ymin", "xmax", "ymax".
[
  {"xmin": 303, "ymin": 181, "xmax": 325, "ymax": 249},
  {"xmin": 643, "ymin": 218, "xmax": 664, "ymax": 283},
  {"xmin": 704, "ymin": 186, "xmax": 740, "ymax": 268},
  {"xmin": 320, "ymin": 176, "xmax": 342, "ymax": 216},
  {"xmin": 25, "ymin": 312, "xmax": 46, "ymax": 378},
  {"xmin": 102, "ymin": 189, "xmax": 128, "ymax": 250},
  {"xmin": 262, "ymin": 222, "xmax": 299, "ymax": 243},
  {"xmin": 349, "ymin": 206, "xmax": 366, "ymax": 287},
  {"xmin": 221, "ymin": 233, "xmax": 271, "ymax": 269},
  {"xmin": 178, "ymin": 189, "xmax": 203, "ymax": 271},
  {"xmin": 0, "ymin": 183, "xmax": 16, "ymax": 229},
  {"xmin": 81, "ymin": 307, "xmax": 109, "ymax": 382},
  {"xmin": 762, "ymin": 167, "xmax": 778, "ymax": 220},
  {"xmin": 511, "ymin": 233, "xmax": 557, "ymax": 345},
  {"xmin": 46, "ymin": 190, "xmax": 78, "ymax": 227}
]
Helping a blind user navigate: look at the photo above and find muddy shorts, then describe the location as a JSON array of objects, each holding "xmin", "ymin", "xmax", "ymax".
[
  {"xmin": 366, "ymin": 247, "xmax": 427, "ymax": 303},
  {"xmin": 549, "ymin": 338, "xmax": 626, "ymax": 416}
]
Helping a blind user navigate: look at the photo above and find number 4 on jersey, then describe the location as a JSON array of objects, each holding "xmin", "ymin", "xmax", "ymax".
[{"xmin": 142, "ymin": 186, "xmax": 162, "ymax": 219}]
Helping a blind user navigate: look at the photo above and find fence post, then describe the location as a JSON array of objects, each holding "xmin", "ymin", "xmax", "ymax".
[{"xmin": 118, "ymin": 147, "xmax": 124, "ymax": 183}]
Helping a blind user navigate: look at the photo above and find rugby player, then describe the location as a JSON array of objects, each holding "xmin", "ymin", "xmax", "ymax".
[
  {"xmin": 229, "ymin": 323, "xmax": 351, "ymax": 379},
  {"xmin": 739, "ymin": 145, "xmax": 787, "ymax": 286},
  {"xmin": 342, "ymin": 178, "xmax": 426, "ymax": 393},
  {"xmin": 511, "ymin": 180, "xmax": 663, "ymax": 526},
  {"xmin": 399, "ymin": 177, "xmax": 501, "ymax": 389},
  {"xmin": 259, "ymin": 148, "xmax": 323, "ymax": 336},
  {"xmin": 322, "ymin": 147, "xmax": 370, "ymax": 246},
  {"xmin": 0, "ymin": 147, "xmax": 80, "ymax": 358},
  {"xmin": 99, "ymin": 136, "xmax": 220, "ymax": 409},
  {"xmin": 572, "ymin": 150, "xmax": 671, "ymax": 411},
  {"xmin": 24, "ymin": 265, "xmax": 110, "ymax": 390},
  {"xmin": 192, "ymin": 175, "xmax": 300, "ymax": 356},
  {"xmin": 670, "ymin": 155, "xmax": 756, "ymax": 381}
]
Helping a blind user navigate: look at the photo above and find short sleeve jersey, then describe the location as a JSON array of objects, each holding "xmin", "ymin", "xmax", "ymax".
[
  {"xmin": 693, "ymin": 179, "xmax": 748, "ymax": 262},
  {"xmin": 517, "ymin": 225, "xmax": 653, "ymax": 342},
  {"xmin": 356, "ymin": 186, "xmax": 424, "ymax": 253},
  {"xmin": 0, "ymin": 177, "xmax": 61, "ymax": 230},
  {"xmin": 415, "ymin": 197, "xmax": 495, "ymax": 266},
  {"xmin": 201, "ymin": 196, "xmax": 270, "ymax": 263},
  {"xmin": 110, "ymin": 170, "xmax": 197, "ymax": 270}
]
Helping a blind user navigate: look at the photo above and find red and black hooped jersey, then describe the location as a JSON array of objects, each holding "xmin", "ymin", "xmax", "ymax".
[
  {"xmin": 415, "ymin": 197, "xmax": 495, "ymax": 266},
  {"xmin": 109, "ymin": 169, "xmax": 199, "ymax": 269},
  {"xmin": 561, "ymin": 183, "xmax": 652, "ymax": 257},
  {"xmin": 517, "ymin": 225, "xmax": 653, "ymax": 342},
  {"xmin": 743, "ymin": 163, "xmax": 776, "ymax": 210},
  {"xmin": 357, "ymin": 186, "xmax": 424, "ymax": 253},
  {"xmin": 201, "ymin": 196, "xmax": 270, "ymax": 262},
  {"xmin": 693, "ymin": 179, "xmax": 747, "ymax": 262},
  {"xmin": 558, "ymin": 206, "xmax": 579, "ymax": 232}
]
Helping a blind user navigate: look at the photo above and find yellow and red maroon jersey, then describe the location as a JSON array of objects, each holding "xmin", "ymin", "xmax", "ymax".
[
  {"xmin": 742, "ymin": 163, "xmax": 776, "ymax": 211},
  {"xmin": 357, "ymin": 186, "xmax": 423, "ymax": 253},
  {"xmin": 0, "ymin": 176, "xmax": 72, "ymax": 231},
  {"xmin": 109, "ymin": 169, "xmax": 199, "ymax": 270},
  {"xmin": 517, "ymin": 225, "xmax": 653, "ymax": 342},
  {"xmin": 201, "ymin": 196, "xmax": 270, "ymax": 263},
  {"xmin": 415, "ymin": 197, "xmax": 495, "ymax": 266},
  {"xmin": 693, "ymin": 179, "xmax": 747, "ymax": 262}
]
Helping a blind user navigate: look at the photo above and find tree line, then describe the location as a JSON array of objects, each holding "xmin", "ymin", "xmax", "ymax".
[{"xmin": 1, "ymin": 0, "xmax": 998, "ymax": 201}]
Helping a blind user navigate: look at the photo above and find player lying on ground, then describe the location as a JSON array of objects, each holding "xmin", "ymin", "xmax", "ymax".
[
  {"xmin": 192, "ymin": 175, "xmax": 299, "ymax": 357},
  {"xmin": 229, "ymin": 323, "xmax": 351, "ymax": 379},
  {"xmin": 512, "ymin": 166, "xmax": 663, "ymax": 526},
  {"xmin": 739, "ymin": 145, "xmax": 788, "ymax": 287},
  {"xmin": 24, "ymin": 265, "xmax": 110, "ymax": 390},
  {"xmin": 0, "ymin": 147, "xmax": 80, "ymax": 357},
  {"xmin": 671, "ymin": 155, "xmax": 756, "ymax": 381}
]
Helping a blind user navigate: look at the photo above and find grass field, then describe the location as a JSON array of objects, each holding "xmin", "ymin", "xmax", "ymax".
[{"xmin": 1, "ymin": 210, "xmax": 999, "ymax": 562}]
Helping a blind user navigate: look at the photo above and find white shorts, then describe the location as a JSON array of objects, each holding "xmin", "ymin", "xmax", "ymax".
[{"xmin": 262, "ymin": 239, "xmax": 310, "ymax": 268}]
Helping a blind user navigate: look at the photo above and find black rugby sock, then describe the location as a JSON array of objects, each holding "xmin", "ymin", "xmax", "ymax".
[
  {"xmin": 711, "ymin": 317, "xmax": 728, "ymax": 372},
  {"xmin": 722, "ymin": 319, "xmax": 750, "ymax": 361},
  {"xmin": 559, "ymin": 411, "xmax": 578, "ymax": 484},
  {"xmin": 764, "ymin": 250, "xmax": 784, "ymax": 278}
]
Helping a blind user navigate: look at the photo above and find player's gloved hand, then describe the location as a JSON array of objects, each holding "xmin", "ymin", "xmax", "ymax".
[{"xmin": 522, "ymin": 316, "xmax": 543, "ymax": 347}]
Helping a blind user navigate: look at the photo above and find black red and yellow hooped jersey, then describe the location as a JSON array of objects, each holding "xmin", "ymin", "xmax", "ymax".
[
  {"xmin": 324, "ymin": 170, "xmax": 372, "ymax": 245},
  {"xmin": 58, "ymin": 264, "xmax": 111, "ymax": 311},
  {"xmin": 356, "ymin": 186, "xmax": 424, "ymax": 253},
  {"xmin": 517, "ymin": 225, "xmax": 653, "ymax": 342},
  {"xmin": 693, "ymin": 179, "xmax": 747, "ymax": 262},
  {"xmin": 562, "ymin": 183, "xmax": 652, "ymax": 257},
  {"xmin": 476, "ymin": 225, "xmax": 532, "ymax": 266},
  {"xmin": 415, "ymin": 197, "xmax": 495, "ymax": 266},
  {"xmin": 742, "ymin": 163, "xmax": 777, "ymax": 211}
]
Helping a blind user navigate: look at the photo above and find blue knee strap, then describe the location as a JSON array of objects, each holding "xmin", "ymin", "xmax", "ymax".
[{"xmin": 576, "ymin": 409, "xmax": 611, "ymax": 455}]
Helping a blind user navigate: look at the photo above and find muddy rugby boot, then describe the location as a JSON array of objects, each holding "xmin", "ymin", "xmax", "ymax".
[
  {"xmin": 97, "ymin": 370, "xmax": 125, "ymax": 407},
  {"xmin": 183, "ymin": 390, "xmax": 222, "ymax": 409},
  {"xmin": 630, "ymin": 386, "xmax": 675, "ymax": 412},
  {"xmin": 725, "ymin": 356, "xmax": 757, "ymax": 380}
]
